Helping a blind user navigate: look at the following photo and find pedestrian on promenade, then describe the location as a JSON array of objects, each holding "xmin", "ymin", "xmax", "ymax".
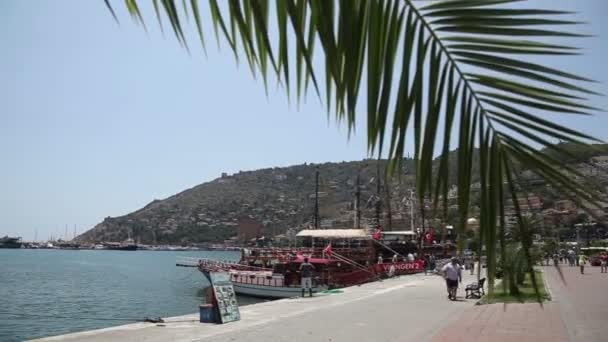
[
  {"xmin": 299, "ymin": 257, "xmax": 315, "ymax": 297},
  {"xmin": 442, "ymin": 257, "xmax": 462, "ymax": 300},
  {"xmin": 578, "ymin": 254, "xmax": 588, "ymax": 275},
  {"xmin": 429, "ymin": 254, "xmax": 436, "ymax": 274},
  {"xmin": 407, "ymin": 252, "xmax": 415, "ymax": 262},
  {"xmin": 553, "ymin": 253, "xmax": 559, "ymax": 267},
  {"xmin": 470, "ymin": 257, "xmax": 476, "ymax": 275},
  {"xmin": 601, "ymin": 252, "xmax": 608, "ymax": 273}
]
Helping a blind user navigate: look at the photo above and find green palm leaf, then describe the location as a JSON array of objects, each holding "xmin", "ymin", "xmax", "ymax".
[{"xmin": 104, "ymin": 0, "xmax": 603, "ymax": 301}]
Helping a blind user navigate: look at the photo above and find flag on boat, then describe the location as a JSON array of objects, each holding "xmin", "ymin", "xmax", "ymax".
[
  {"xmin": 372, "ymin": 227, "xmax": 383, "ymax": 240},
  {"xmin": 323, "ymin": 243, "xmax": 332, "ymax": 257},
  {"xmin": 425, "ymin": 229, "xmax": 434, "ymax": 244}
]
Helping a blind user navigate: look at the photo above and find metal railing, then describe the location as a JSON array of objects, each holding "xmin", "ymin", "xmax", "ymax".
[{"xmin": 175, "ymin": 256, "xmax": 272, "ymax": 272}]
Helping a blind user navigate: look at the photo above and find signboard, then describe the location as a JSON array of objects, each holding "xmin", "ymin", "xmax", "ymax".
[
  {"xmin": 374, "ymin": 261, "xmax": 424, "ymax": 275},
  {"xmin": 209, "ymin": 272, "xmax": 240, "ymax": 324}
]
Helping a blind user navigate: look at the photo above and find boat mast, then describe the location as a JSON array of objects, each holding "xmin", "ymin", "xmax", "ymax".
[
  {"xmin": 314, "ymin": 169, "xmax": 319, "ymax": 229},
  {"xmin": 355, "ymin": 174, "xmax": 361, "ymax": 229},
  {"xmin": 375, "ymin": 160, "xmax": 381, "ymax": 228},
  {"xmin": 385, "ymin": 170, "xmax": 393, "ymax": 231}
]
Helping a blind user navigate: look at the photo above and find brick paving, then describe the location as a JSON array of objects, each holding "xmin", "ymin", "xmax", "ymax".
[{"xmin": 432, "ymin": 265, "xmax": 608, "ymax": 342}]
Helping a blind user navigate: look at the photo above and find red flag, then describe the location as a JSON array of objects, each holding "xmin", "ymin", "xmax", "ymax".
[
  {"xmin": 323, "ymin": 243, "xmax": 332, "ymax": 257},
  {"xmin": 372, "ymin": 229, "xmax": 382, "ymax": 240},
  {"xmin": 425, "ymin": 229, "xmax": 434, "ymax": 243}
]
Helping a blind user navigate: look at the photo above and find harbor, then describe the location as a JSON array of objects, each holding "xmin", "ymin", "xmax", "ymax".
[
  {"xmin": 0, "ymin": 249, "xmax": 248, "ymax": 341},
  {"xmin": 4, "ymin": 0, "xmax": 608, "ymax": 341}
]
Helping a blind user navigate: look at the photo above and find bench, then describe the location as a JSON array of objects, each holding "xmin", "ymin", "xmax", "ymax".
[{"xmin": 465, "ymin": 277, "xmax": 486, "ymax": 299}]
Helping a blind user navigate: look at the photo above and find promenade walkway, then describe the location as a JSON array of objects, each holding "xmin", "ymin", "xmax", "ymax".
[
  {"xmin": 432, "ymin": 265, "xmax": 608, "ymax": 342},
  {"xmin": 33, "ymin": 270, "xmax": 480, "ymax": 342}
]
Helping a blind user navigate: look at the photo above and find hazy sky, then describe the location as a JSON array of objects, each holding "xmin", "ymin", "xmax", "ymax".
[{"xmin": 1, "ymin": 0, "xmax": 607, "ymax": 241}]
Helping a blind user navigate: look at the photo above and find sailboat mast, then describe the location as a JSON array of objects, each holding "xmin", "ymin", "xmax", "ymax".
[
  {"xmin": 410, "ymin": 190, "xmax": 415, "ymax": 231},
  {"xmin": 356, "ymin": 174, "xmax": 361, "ymax": 229},
  {"xmin": 314, "ymin": 169, "xmax": 319, "ymax": 229},
  {"xmin": 375, "ymin": 161, "xmax": 381, "ymax": 227}
]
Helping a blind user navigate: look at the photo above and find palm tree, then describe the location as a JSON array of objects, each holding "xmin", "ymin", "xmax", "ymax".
[{"xmin": 104, "ymin": 0, "xmax": 602, "ymax": 298}]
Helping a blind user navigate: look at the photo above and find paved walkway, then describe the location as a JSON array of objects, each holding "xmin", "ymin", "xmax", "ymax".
[
  {"xmin": 33, "ymin": 271, "xmax": 481, "ymax": 342},
  {"xmin": 432, "ymin": 265, "xmax": 608, "ymax": 342}
]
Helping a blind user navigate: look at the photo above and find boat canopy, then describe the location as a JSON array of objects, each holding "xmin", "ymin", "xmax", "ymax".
[
  {"xmin": 382, "ymin": 231, "xmax": 417, "ymax": 236},
  {"xmin": 296, "ymin": 229, "xmax": 370, "ymax": 239}
]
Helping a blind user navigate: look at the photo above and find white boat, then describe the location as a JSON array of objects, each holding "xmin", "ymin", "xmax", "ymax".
[
  {"xmin": 227, "ymin": 270, "xmax": 326, "ymax": 299},
  {"xmin": 176, "ymin": 257, "xmax": 328, "ymax": 299},
  {"xmin": 232, "ymin": 282, "xmax": 326, "ymax": 299}
]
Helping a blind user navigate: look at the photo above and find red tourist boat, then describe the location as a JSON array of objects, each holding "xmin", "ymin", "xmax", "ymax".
[{"xmin": 177, "ymin": 229, "xmax": 426, "ymax": 299}]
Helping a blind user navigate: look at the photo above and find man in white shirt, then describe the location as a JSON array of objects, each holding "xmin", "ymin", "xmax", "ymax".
[
  {"xmin": 407, "ymin": 253, "xmax": 415, "ymax": 262},
  {"xmin": 442, "ymin": 257, "xmax": 462, "ymax": 300}
]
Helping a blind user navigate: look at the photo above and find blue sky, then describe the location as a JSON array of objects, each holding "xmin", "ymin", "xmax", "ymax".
[{"xmin": 1, "ymin": 0, "xmax": 607, "ymax": 241}]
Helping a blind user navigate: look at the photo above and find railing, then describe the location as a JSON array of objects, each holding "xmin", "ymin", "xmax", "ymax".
[
  {"xmin": 242, "ymin": 246, "xmax": 375, "ymax": 262},
  {"xmin": 230, "ymin": 272, "xmax": 286, "ymax": 287},
  {"xmin": 176, "ymin": 256, "xmax": 272, "ymax": 272},
  {"xmin": 175, "ymin": 256, "xmax": 239, "ymax": 268}
]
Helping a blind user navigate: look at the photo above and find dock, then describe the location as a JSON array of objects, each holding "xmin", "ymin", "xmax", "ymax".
[{"xmin": 31, "ymin": 271, "xmax": 480, "ymax": 342}]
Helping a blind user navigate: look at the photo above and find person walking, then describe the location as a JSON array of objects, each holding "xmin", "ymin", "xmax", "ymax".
[
  {"xmin": 553, "ymin": 253, "xmax": 560, "ymax": 267},
  {"xmin": 578, "ymin": 254, "xmax": 588, "ymax": 275},
  {"xmin": 407, "ymin": 252, "xmax": 415, "ymax": 262},
  {"xmin": 600, "ymin": 252, "xmax": 608, "ymax": 273},
  {"xmin": 299, "ymin": 257, "xmax": 315, "ymax": 297},
  {"xmin": 429, "ymin": 254, "xmax": 436, "ymax": 274},
  {"xmin": 469, "ymin": 256, "xmax": 476, "ymax": 275},
  {"xmin": 442, "ymin": 257, "xmax": 462, "ymax": 300}
]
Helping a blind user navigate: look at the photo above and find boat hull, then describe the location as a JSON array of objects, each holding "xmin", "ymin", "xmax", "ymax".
[
  {"xmin": 0, "ymin": 243, "xmax": 22, "ymax": 249},
  {"xmin": 232, "ymin": 282, "xmax": 326, "ymax": 299},
  {"xmin": 106, "ymin": 245, "xmax": 138, "ymax": 251}
]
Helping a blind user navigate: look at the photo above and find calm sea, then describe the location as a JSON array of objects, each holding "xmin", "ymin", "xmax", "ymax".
[{"xmin": 0, "ymin": 249, "xmax": 262, "ymax": 341}]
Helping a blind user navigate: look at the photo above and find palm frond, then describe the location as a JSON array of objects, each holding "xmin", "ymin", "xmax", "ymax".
[{"xmin": 104, "ymin": 0, "xmax": 603, "ymax": 296}]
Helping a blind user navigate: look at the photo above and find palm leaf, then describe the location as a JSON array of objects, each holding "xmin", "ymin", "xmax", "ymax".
[{"xmin": 104, "ymin": 0, "xmax": 603, "ymax": 299}]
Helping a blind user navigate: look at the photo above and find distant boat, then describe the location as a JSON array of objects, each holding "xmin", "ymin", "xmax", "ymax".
[
  {"xmin": 103, "ymin": 238, "xmax": 137, "ymax": 251},
  {"xmin": 57, "ymin": 242, "xmax": 81, "ymax": 250},
  {"xmin": 0, "ymin": 236, "xmax": 23, "ymax": 249}
]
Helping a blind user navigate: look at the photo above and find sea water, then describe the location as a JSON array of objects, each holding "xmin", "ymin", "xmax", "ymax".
[{"xmin": 0, "ymin": 249, "xmax": 260, "ymax": 341}]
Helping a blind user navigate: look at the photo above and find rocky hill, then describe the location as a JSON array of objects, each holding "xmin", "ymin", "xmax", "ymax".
[
  {"xmin": 76, "ymin": 158, "xmax": 421, "ymax": 244},
  {"xmin": 76, "ymin": 143, "xmax": 608, "ymax": 244}
]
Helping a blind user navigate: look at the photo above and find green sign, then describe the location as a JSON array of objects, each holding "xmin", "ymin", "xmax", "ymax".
[{"xmin": 209, "ymin": 272, "xmax": 240, "ymax": 324}]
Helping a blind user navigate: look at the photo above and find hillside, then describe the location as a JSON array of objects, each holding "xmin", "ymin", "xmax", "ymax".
[
  {"xmin": 76, "ymin": 143, "xmax": 608, "ymax": 244},
  {"xmin": 76, "ymin": 158, "xmax": 419, "ymax": 244}
]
